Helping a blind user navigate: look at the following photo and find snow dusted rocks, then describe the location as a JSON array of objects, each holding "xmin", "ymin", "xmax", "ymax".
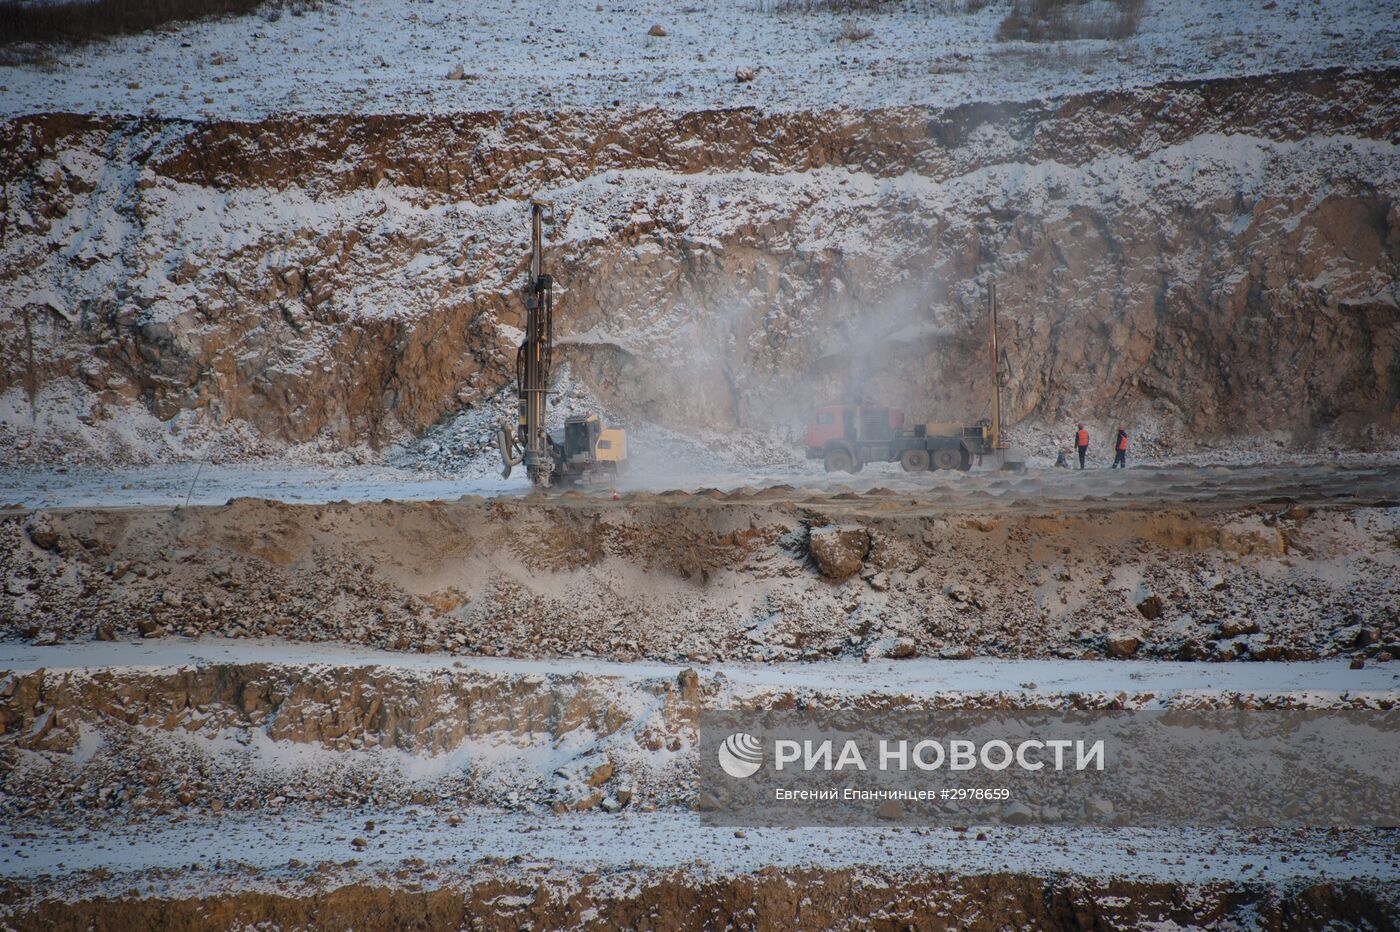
[
  {"xmin": 1217, "ymin": 616, "xmax": 1262, "ymax": 638},
  {"xmin": 808, "ymin": 525, "xmax": 870, "ymax": 580},
  {"xmin": 0, "ymin": 0, "xmax": 1394, "ymax": 119},
  {"xmin": 884, "ymin": 638, "xmax": 918, "ymax": 660},
  {"xmin": 1105, "ymin": 632, "xmax": 1144, "ymax": 659},
  {"xmin": 1135, "ymin": 594, "xmax": 1164, "ymax": 620}
]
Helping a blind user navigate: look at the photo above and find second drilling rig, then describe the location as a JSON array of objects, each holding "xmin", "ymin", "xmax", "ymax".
[
  {"xmin": 801, "ymin": 282, "xmax": 1023, "ymax": 473},
  {"xmin": 498, "ymin": 199, "xmax": 627, "ymax": 488}
]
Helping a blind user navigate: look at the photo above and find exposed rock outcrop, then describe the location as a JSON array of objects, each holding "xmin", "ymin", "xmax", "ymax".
[{"xmin": 2, "ymin": 69, "xmax": 1397, "ymax": 464}]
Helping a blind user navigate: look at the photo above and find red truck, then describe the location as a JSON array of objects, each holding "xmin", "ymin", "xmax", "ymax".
[{"xmin": 804, "ymin": 403, "xmax": 995, "ymax": 473}]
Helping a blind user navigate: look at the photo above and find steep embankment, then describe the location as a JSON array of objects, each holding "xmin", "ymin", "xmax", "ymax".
[
  {"xmin": 4, "ymin": 643, "xmax": 1397, "ymax": 819},
  {"xmin": 4, "ymin": 479, "xmax": 1398, "ymax": 662},
  {"xmin": 3, "ymin": 68, "xmax": 1398, "ymax": 465}
]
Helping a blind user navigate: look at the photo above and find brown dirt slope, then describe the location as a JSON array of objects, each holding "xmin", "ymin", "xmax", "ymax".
[{"xmin": 3, "ymin": 491, "xmax": 1396, "ymax": 662}]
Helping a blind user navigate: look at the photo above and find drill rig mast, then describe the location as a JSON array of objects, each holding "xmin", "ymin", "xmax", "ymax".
[
  {"xmin": 499, "ymin": 199, "xmax": 555, "ymax": 488},
  {"xmin": 498, "ymin": 199, "xmax": 629, "ymax": 488},
  {"xmin": 520, "ymin": 199, "xmax": 554, "ymax": 487},
  {"xmin": 988, "ymin": 280, "xmax": 1005, "ymax": 456}
]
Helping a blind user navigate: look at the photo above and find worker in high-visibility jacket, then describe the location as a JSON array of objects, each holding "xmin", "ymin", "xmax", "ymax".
[
  {"xmin": 1112, "ymin": 427, "xmax": 1129, "ymax": 469},
  {"xmin": 1074, "ymin": 423, "xmax": 1089, "ymax": 470}
]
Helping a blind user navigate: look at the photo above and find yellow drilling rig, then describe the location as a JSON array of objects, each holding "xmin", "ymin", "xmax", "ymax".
[{"xmin": 498, "ymin": 199, "xmax": 627, "ymax": 488}]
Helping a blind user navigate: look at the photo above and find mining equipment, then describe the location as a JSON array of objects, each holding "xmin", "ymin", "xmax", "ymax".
[
  {"xmin": 498, "ymin": 199, "xmax": 627, "ymax": 487},
  {"xmin": 804, "ymin": 283, "xmax": 1022, "ymax": 473}
]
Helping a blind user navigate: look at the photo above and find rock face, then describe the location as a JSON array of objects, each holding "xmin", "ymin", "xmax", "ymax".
[
  {"xmin": 808, "ymin": 525, "xmax": 870, "ymax": 580},
  {"xmin": 2, "ymin": 69, "xmax": 1398, "ymax": 464}
]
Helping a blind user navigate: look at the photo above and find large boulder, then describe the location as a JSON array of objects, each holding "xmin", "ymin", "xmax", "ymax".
[
  {"xmin": 24, "ymin": 515, "xmax": 61, "ymax": 552},
  {"xmin": 1135, "ymin": 594, "xmax": 1164, "ymax": 619},
  {"xmin": 1217, "ymin": 615, "xmax": 1261, "ymax": 638},
  {"xmin": 808, "ymin": 525, "xmax": 870, "ymax": 580},
  {"xmin": 1104, "ymin": 631, "xmax": 1142, "ymax": 658}
]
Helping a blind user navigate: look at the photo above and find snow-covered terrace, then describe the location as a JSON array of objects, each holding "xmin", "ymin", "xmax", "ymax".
[{"xmin": 1, "ymin": 0, "xmax": 1396, "ymax": 119}]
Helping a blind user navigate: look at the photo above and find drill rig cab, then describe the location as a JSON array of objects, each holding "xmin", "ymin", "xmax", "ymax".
[
  {"xmin": 497, "ymin": 199, "xmax": 628, "ymax": 488},
  {"xmin": 552, "ymin": 413, "xmax": 628, "ymax": 480}
]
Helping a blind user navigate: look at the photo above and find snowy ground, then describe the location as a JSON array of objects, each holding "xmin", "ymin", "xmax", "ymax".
[
  {"xmin": 2, "ymin": 459, "xmax": 1398, "ymax": 509},
  {"xmin": 0, "ymin": 462, "xmax": 516, "ymax": 510},
  {"xmin": 6, "ymin": 809, "xmax": 1398, "ymax": 887},
  {"xmin": 1, "ymin": 0, "xmax": 1396, "ymax": 119},
  {"xmin": 5, "ymin": 637, "xmax": 1398, "ymax": 697}
]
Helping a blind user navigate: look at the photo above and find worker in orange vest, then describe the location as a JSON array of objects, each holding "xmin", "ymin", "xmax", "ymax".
[
  {"xmin": 1074, "ymin": 423, "xmax": 1089, "ymax": 469},
  {"xmin": 1113, "ymin": 427, "xmax": 1128, "ymax": 468}
]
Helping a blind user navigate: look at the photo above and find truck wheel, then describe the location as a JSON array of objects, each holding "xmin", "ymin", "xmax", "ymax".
[
  {"xmin": 900, "ymin": 450, "xmax": 930, "ymax": 472},
  {"xmin": 933, "ymin": 448, "xmax": 960, "ymax": 471},
  {"xmin": 823, "ymin": 448, "xmax": 856, "ymax": 474}
]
